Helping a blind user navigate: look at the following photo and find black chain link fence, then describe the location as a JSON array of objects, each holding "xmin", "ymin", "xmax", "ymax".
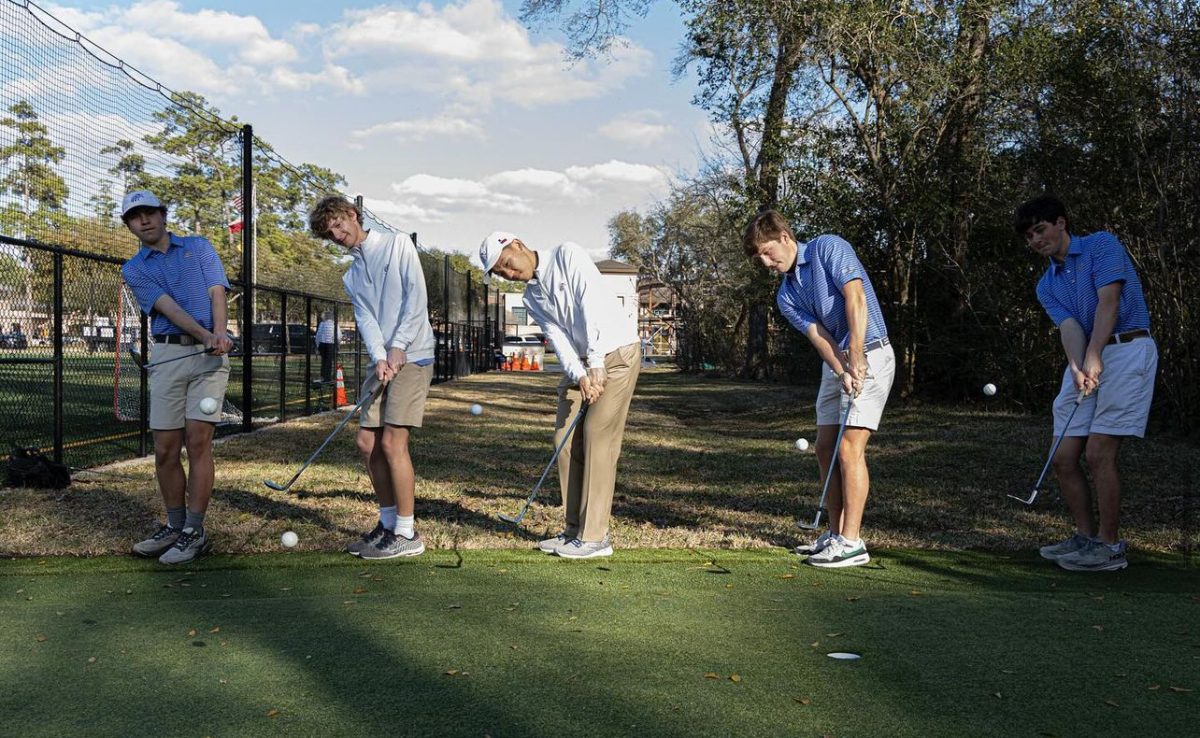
[{"xmin": 0, "ymin": 1, "xmax": 502, "ymax": 469}]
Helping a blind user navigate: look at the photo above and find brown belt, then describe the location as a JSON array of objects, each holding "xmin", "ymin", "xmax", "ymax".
[
  {"xmin": 1106, "ymin": 329, "xmax": 1150, "ymax": 345},
  {"xmin": 152, "ymin": 334, "xmax": 199, "ymax": 345}
]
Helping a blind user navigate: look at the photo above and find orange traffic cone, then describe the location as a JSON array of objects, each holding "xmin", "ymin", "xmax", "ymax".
[
  {"xmin": 519, "ymin": 350, "xmax": 529, "ymax": 371},
  {"xmin": 531, "ymin": 354, "xmax": 540, "ymax": 371},
  {"xmin": 334, "ymin": 364, "xmax": 348, "ymax": 407}
]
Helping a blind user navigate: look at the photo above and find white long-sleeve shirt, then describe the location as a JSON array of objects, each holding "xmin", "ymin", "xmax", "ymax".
[
  {"xmin": 522, "ymin": 243, "xmax": 638, "ymax": 383},
  {"xmin": 342, "ymin": 229, "xmax": 435, "ymax": 364}
]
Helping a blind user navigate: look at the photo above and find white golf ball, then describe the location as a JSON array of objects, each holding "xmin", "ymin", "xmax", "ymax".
[
  {"xmin": 795, "ymin": 438, "xmax": 809, "ymax": 451},
  {"xmin": 983, "ymin": 383, "xmax": 997, "ymax": 397},
  {"xmin": 199, "ymin": 397, "xmax": 219, "ymax": 414},
  {"xmin": 470, "ymin": 403, "xmax": 483, "ymax": 416},
  {"xmin": 281, "ymin": 531, "xmax": 298, "ymax": 548}
]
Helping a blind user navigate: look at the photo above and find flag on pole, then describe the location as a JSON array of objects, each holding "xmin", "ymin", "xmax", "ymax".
[{"xmin": 228, "ymin": 193, "xmax": 244, "ymax": 234}]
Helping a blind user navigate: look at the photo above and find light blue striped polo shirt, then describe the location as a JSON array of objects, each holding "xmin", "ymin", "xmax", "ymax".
[
  {"xmin": 1035, "ymin": 231, "xmax": 1150, "ymax": 337},
  {"xmin": 777, "ymin": 234, "xmax": 888, "ymax": 349},
  {"xmin": 122, "ymin": 233, "xmax": 231, "ymax": 336}
]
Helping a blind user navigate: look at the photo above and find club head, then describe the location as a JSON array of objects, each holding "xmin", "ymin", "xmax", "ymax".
[
  {"xmin": 796, "ymin": 520, "xmax": 823, "ymax": 531},
  {"xmin": 497, "ymin": 513, "xmax": 523, "ymax": 525},
  {"xmin": 262, "ymin": 479, "xmax": 288, "ymax": 492},
  {"xmin": 1007, "ymin": 489, "xmax": 1038, "ymax": 505}
]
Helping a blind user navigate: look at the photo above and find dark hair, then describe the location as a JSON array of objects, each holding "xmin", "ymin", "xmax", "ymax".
[
  {"xmin": 741, "ymin": 209, "xmax": 794, "ymax": 257},
  {"xmin": 1013, "ymin": 194, "xmax": 1068, "ymax": 235},
  {"xmin": 308, "ymin": 195, "xmax": 362, "ymax": 239}
]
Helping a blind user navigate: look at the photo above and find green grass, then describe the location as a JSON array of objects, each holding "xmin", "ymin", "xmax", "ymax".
[
  {"xmin": 2, "ymin": 549, "xmax": 1196, "ymax": 737},
  {"xmin": 2, "ymin": 369, "xmax": 1198, "ymax": 735}
]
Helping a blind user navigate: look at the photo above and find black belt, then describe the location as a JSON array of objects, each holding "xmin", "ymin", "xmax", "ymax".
[
  {"xmin": 152, "ymin": 334, "xmax": 199, "ymax": 345},
  {"xmin": 864, "ymin": 336, "xmax": 890, "ymax": 352},
  {"xmin": 1107, "ymin": 329, "xmax": 1150, "ymax": 345}
]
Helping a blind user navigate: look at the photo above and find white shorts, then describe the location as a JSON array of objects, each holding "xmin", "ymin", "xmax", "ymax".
[
  {"xmin": 1054, "ymin": 337, "xmax": 1157, "ymax": 438},
  {"xmin": 815, "ymin": 343, "xmax": 895, "ymax": 430}
]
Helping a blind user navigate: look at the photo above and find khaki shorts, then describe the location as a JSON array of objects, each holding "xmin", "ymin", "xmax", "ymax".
[
  {"xmin": 359, "ymin": 361, "xmax": 433, "ymax": 428},
  {"xmin": 815, "ymin": 343, "xmax": 895, "ymax": 431},
  {"xmin": 148, "ymin": 344, "xmax": 230, "ymax": 430},
  {"xmin": 1054, "ymin": 337, "xmax": 1157, "ymax": 438}
]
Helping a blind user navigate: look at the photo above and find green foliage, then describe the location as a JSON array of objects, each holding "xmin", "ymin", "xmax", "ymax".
[
  {"xmin": 592, "ymin": 0, "xmax": 1199, "ymax": 432},
  {"xmin": 0, "ymin": 100, "xmax": 69, "ymax": 235}
]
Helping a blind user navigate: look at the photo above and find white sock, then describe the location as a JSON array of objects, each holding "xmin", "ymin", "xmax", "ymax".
[
  {"xmin": 840, "ymin": 535, "xmax": 862, "ymax": 548},
  {"xmin": 395, "ymin": 515, "xmax": 415, "ymax": 538},
  {"xmin": 379, "ymin": 505, "xmax": 397, "ymax": 530}
]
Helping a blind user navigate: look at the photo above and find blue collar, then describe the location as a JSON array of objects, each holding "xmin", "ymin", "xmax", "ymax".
[
  {"xmin": 1048, "ymin": 234, "xmax": 1082, "ymax": 275},
  {"xmin": 139, "ymin": 232, "xmax": 186, "ymax": 260}
]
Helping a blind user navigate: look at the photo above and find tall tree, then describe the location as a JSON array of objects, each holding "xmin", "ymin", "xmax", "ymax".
[{"xmin": 0, "ymin": 100, "xmax": 69, "ymax": 236}]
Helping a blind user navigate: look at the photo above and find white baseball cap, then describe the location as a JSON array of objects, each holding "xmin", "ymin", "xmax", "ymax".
[
  {"xmin": 120, "ymin": 190, "xmax": 164, "ymax": 218},
  {"xmin": 479, "ymin": 230, "xmax": 518, "ymax": 278}
]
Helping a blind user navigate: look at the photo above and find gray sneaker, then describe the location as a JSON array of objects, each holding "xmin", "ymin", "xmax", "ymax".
[
  {"xmin": 794, "ymin": 530, "xmax": 833, "ymax": 556},
  {"xmin": 1039, "ymin": 533, "xmax": 1093, "ymax": 561},
  {"xmin": 555, "ymin": 536, "xmax": 613, "ymax": 559},
  {"xmin": 132, "ymin": 524, "xmax": 181, "ymax": 557},
  {"xmin": 538, "ymin": 531, "xmax": 576, "ymax": 554},
  {"xmin": 359, "ymin": 530, "xmax": 425, "ymax": 560},
  {"xmin": 346, "ymin": 522, "xmax": 389, "ymax": 556},
  {"xmin": 1057, "ymin": 539, "xmax": 1128, "ymax": 572},
  {"xmin": 157, "ymin": 527, "xmax": 211, "ymax": 565}
]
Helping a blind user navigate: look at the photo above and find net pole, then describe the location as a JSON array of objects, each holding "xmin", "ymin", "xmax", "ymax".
[{"xmin": 240, "ymin": 124, "xmax": 255, "ymax": 433}]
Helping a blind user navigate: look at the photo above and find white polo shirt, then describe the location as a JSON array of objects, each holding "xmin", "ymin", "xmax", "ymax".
[{"xmin": 522, "ymin": 243, "xmax": 638, "ymax": 383}]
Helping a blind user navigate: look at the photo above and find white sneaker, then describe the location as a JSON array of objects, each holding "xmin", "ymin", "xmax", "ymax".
[
  {"xmin": 555, "ymin": 536, "xmax": 613, "ymax": 559},
  {"xmin": 794, "ymin": 530, "xmax": 833, "ymax": 556},
  {"xmin": 806, "ymin": 536, "xmax": 870, "ymax": 568}
]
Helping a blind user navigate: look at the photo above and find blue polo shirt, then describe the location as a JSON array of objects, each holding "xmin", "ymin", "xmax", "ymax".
[
  {"xmin": 122, "ymin": 233, "xmax": 230, "ymax": 336},
  {"xmin": 777, "ymin": 234, "xmax": 888, "ymax": 349},
  {"xmin": 1035, "ymin": 231, "xmax": 1150, "ymax": 337}
]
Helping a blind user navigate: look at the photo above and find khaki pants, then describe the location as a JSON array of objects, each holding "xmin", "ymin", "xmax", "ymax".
[{"xmin": 555, "ymin": 341, "xmax": 641, "ymax": 542}]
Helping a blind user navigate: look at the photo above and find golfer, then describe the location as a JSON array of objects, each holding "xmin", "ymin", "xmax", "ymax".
[
  {"xmin": 480, "ymin": 231, "xmax": 640, "ymax": 559},
  {"xmin": 743, "ymin": 210, "xmax": 894, "ymax": 568},
  {"xmin": 122, "ymin": 190, "xmax": 232, "ymax": 565},
  {"xmin": 309, "ymin": 196, "xmax": 436, "ymax": 560},
  {"xmin": 1014, "ymin": 194, "xmax": 1157, "ymax": 572}
]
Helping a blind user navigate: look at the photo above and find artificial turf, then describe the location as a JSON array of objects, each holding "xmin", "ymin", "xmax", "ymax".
[{"xmin": 2, "ymin": 549, "xmax": 1196, "ymax": 737}]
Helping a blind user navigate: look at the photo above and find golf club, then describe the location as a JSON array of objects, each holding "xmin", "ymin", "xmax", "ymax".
[
  {"xmin": 1008, "ymin": 387, "xmax": 1088, "ymax": 505},
  {"xmin": 127, "ymin": 345, "xmax": 215, "ymax": 370},
  {"xmin": 798, "ymin": 395, "xmax": 854, "ymax": 531},
  {"xmin": 263, "ymin": 378, "xmax": 384, "ymax": 493},
  {"xmin": 499, "ymin": 403, "xmax": 589, "ymax": 526}
]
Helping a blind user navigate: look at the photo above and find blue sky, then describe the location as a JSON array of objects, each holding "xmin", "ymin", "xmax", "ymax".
[{"xmin": 38, "ymin": 0, "xmax": 713, "ymax": 261}]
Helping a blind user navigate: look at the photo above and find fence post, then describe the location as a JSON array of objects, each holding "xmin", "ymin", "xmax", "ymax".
[
  {"xmin": 304, "ymin": 296, "xmax": 312, "ymax": 415},
  {"xmin": 442, "ymin": 252, "xmax": 450, "ymax": 382},
  {"xmin": 139, "ymin": 310, "xmax": 148, "ymax": 455},
  {"xmin": 52, "ymin": 252, "xmax": 64, "ymax": 463},
  {"xmin": 240, "ymin": 124, "xmax": 255, "ymax": 433},
  {"xmin": 278, "ymin": 292, "xmax": 287, "ymax": 421}
]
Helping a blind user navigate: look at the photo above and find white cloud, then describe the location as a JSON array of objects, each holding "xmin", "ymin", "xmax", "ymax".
[
  {"xmin": 39, "ymin": 1, "xmax": 360, "ymax": 97},
  {"xmin": 379, "ymin": 159, "xmax": 673, "ymax": 229},
  {"xmin": 599, "ymin": 110, "xmax": 674, "ymax": 145},
  {"xmin": 327, "ymin": 0, "xmax": 651, "ymax": 108},
  {"xmin": 484, "ymin": 168, "xmax": 587, "ymax": 200},
  {"xmin": 392, "ymin": 174, "xmax": 534, "ymax": 218},
  {"xmin": 352, "ymin": 115, "xmax": 484, "ymax": 144},
  {"xmin": 565, "ymin": 160, "xmax": 672, "ymax": 188},
  {"xmin": 122, "ymin": 0, "xmax": 298, "ymax": 66}
]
